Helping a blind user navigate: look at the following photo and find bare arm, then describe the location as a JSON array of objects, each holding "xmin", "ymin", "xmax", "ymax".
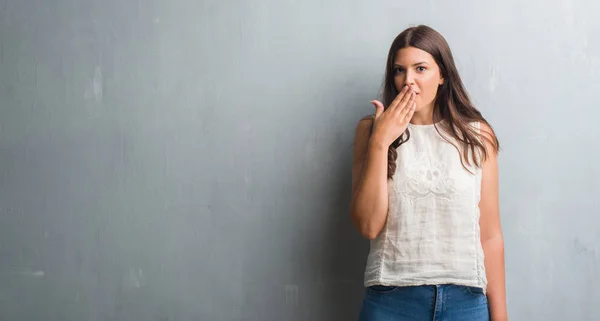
[
  {"xmin": 350, "ymin": 117, "xmax": 390, "ymax": 240},
  {"xmin": 478, "ymin": 122, "xmax": 507, "ymax": 320},
  {"xmin": 350, "ymin": 85, "xmax": 417, "ymax": 240}
]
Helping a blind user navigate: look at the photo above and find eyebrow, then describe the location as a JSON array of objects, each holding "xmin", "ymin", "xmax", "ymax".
[{"xmin": 394, "ymin": 62, "xmax": 429, "ymax": 67}]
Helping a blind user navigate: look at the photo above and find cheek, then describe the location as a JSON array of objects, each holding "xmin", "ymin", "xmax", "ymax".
[
  {"xmin": 418, "ymin": 77, "xmax": 440, "ymax": 98},
  {"xmin": 394, "ymin": 77, "xmax": 405, "ymax": 92}
]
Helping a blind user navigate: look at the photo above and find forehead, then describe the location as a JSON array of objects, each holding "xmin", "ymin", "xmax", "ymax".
[{"xmin": 394, "ymin": 46, "xmax": 436, "ymax": 65}]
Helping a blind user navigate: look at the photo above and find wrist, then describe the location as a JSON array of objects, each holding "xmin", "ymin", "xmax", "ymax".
[{"xmin": 368, "ymin": 136, "xmax": 388, "ymax": 151}]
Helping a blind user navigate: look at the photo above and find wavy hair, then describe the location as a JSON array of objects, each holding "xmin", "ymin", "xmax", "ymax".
[{"xmin": 378, "ymin": 25, "xmax": 499, "ymax": 179}]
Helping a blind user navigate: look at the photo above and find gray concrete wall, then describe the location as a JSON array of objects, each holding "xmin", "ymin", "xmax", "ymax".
[{"xmin": 1, "ymin": 0, "xmax": 598, "ymax": 320}]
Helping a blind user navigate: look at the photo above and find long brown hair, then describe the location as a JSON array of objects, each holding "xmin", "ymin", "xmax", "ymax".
[{"xmin": 379, "ymin": 25, "xmax": 499, "ymax": 179}]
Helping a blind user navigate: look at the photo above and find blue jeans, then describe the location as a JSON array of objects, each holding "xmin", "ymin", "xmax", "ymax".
[{"xmin": 358, "ymin": 284, "xmax": 490, "ymax": 321}]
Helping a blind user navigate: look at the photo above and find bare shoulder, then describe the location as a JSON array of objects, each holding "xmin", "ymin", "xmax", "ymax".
[
  {"xmin": 353, "ymin": 115, "xmax": 375, "ymax": 163},
  {"xmin": 478, "ymin": 121, "xmax": 494, "ymax": 138},
  {"xmin": 477, "ymin": 121, "xmax": 499, "ymax": 155},
  {"xmin": 355, "ymin": 115, "xmax": 374, "ymax": 137}
]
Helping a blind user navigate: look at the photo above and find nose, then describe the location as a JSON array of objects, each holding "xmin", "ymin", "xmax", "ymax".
[{"xmin": 404, "ymin": 70, "xmax": 415, "ymax": 87}]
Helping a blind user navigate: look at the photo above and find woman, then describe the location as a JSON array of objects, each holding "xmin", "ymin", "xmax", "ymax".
[{"xmin": 350, "ymin": 25, "xmax": 507, "ymax": 320}]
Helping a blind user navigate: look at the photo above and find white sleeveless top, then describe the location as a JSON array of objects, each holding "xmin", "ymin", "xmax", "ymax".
[{"xmin": 363, "ymin": 121, "xmax": 487, "ymax": 291}]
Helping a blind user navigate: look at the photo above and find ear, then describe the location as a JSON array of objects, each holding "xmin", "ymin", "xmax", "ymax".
[{"xmin": 439, "ymin": 76, "xmax": 444, "ymax": 86}]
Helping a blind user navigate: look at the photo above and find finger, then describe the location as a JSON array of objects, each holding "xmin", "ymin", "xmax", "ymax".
[
  {"xmin": 394, "ymin": 87, "xmax": 415, "ymax": 114},
  {"xmin": 397, "ymin": 93, "xmax": 416, "ymax": 120},
  {"xmin": 395, "ymin": 90, "xmax": 415, "ymax": 117},
  {"xmin": 403, "ymin": 101, "xmax": 417, "ymax": 121},
  {"xmin": 389, "ymin": 85, "xmax": 410, "ymax": 111},
  {"xmin": 370, "ymin": 100, "xmax": 384, "ymax": 119}
]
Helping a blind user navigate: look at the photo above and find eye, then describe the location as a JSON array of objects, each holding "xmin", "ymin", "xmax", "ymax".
[
  {"xmin": 394, "ymin": 67, "xmax": 404, "ymax": 74},
  {"xmin": 417, "ymin": 66, "xmax": 427, "ymax": 72}
]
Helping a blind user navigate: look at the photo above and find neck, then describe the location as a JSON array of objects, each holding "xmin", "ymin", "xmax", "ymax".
[{"xmin": 410, "ymin": 104, "xmax": 437, "ymax": 125}]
